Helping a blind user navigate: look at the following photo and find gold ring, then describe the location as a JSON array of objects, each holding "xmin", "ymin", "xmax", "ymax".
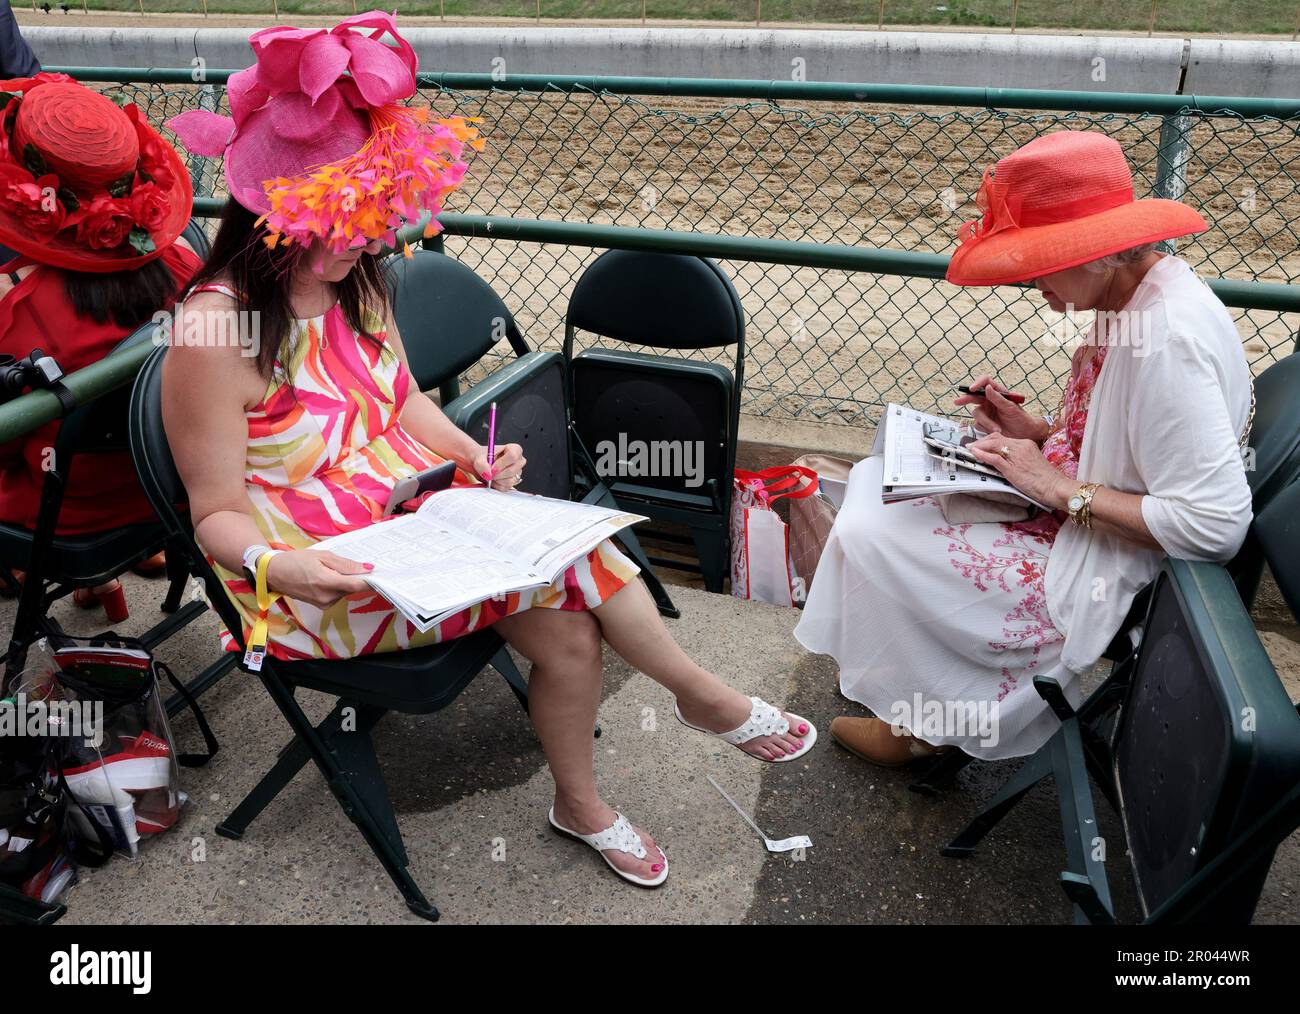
[{"xmin": 999, "ymin": 445, "xmax": 1012, "ymax": 459}]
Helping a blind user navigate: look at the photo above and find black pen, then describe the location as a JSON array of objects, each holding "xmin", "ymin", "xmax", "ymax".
[{"xmin": 955, "ymin": 384, "xmax": 1027, "ymax": 405}]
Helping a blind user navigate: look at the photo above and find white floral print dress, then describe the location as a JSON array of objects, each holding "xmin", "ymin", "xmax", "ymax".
[{"xmin": 795, "ymin": 345, "xmax": 1107, "ymax": 759}]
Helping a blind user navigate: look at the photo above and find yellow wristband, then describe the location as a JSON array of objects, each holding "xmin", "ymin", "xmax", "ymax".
[{"xmin": 243, "ymin": 550, "xmax": 277, "ymax": 672}]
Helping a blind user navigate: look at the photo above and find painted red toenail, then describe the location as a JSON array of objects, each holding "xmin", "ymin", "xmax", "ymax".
[
  {"xmin": 799, "ymin": 724, "xmax": 808, "ymax": 734},
  {"xmin": 652, "ymin": 864, "xmax": 664, "ymax": 872}
]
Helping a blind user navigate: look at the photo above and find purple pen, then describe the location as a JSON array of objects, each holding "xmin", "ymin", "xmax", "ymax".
[{"xmin": 485, "ymin": 401, "xmax": 497, "ymax": 484}]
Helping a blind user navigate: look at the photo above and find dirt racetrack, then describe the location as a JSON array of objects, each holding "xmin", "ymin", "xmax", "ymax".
[
  {"xmin": 418, "ymin": 87, "xmax": 1300, "ymax": 421},
  {"xmin": 97, "ymin": 63, "xmax": 1300, "ymax": 422}
]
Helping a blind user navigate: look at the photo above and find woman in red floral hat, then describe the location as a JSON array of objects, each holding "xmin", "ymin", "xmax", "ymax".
[{"xmin": 0, "ymin": 73, "xmax": 200, "ymax": 621}]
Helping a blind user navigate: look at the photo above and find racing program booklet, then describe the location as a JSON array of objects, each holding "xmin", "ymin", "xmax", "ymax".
[
  {"xmin": 313, "ymin": 487, "xmax": 647, "ymax": 631},
  {"xmin": 872, "ymin": 402, "xmax": 1049, "ymax": 510}
]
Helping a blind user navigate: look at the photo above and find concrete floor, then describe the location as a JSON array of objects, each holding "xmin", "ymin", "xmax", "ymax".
[{"xmin": 9, "ymin": 565, "xmax": 1298, "ymax": 926}]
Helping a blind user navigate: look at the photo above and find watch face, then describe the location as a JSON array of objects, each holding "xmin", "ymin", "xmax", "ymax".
[{"xmin": 1068, "ymin": 495, "xmax": 1084, "ymax": 512}]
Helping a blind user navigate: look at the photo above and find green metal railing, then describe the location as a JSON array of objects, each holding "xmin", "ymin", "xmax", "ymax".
[
  {"xmin": 11, "ymin": 68, "xmax": 1299, "ymax": 434},
  {"xmin": 1, "ymin": 209, "xmax": 1296, "ymax": 447},
  {"xmin": 50, "ymin": 67, "xmax": 1300, "ymax": 116}
]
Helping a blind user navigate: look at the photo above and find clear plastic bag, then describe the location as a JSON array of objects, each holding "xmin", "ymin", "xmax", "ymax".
[
  {"xmin": 53, "ymin": 641, "xmax": 185, "ymax": 858},
  {"xmin": 0, "ymin": 642, "xmax": 85, "ymax": 904}
]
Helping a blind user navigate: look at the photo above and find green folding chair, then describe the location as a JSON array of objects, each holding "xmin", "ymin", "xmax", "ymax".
[
  {"xmin": 943, "ymin": 551, "xmax": 1300, "ymax": 925},
  {"xmin": 0, "ymin": 322, "xmax": 233, "ymax": 709},
  {"xmin": 911, "ymin": 350, "xmax": 1300, "ymax": 797},
  {"xmin": 563, "ymin": 251, "xmax": 745, "ymax": 594},
  {"xmin": 128, "ymin": 330, "xmax": 532, "ymax": 923},
  {"xmin": 179, "ymin": 217, "xmax": 210, "ymax": 261}
]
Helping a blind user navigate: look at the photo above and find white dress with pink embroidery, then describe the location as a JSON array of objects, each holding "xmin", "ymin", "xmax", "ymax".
[{"xmin": 794, "ymin": 347, "xmax": 1106, "ymax": 760}]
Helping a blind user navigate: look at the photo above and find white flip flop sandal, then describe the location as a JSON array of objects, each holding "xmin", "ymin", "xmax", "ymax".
[
  {"xmin": 674, "ymin": 695, "xmax": 818, "ymax": 763},
  {"xmin": 548, "ymin": 807, "xmax": 668, "ymax": 888}
]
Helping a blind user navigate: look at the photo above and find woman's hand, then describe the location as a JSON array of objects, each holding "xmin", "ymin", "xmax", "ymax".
[
  {"xmin": 266, "ymin": 550, "xmax": 374, "ymax": 608},
  {"xmin": 955, "ymin": 376, "xmax": 1051, "ymax": 445},
  {"xmin": 967, "ymin": 434, "xmax": 1073, "ymax": 509},
  {"xmin": 471, "ymin": 442, "xmax": 527, "ymax": 490}
]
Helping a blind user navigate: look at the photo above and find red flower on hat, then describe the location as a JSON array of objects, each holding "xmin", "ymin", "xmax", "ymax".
[
  {"xmin": 125, "ymin": 102, "xmax": 176, "ymax": 190},
  {"xmin": 0, "ymin": 165, "xmax": 65, "ymax": 241},
  {"xmin": 129, "ymin": 181, "xmax": 169, "ymax": 235},
  {"xmin": 73, "ymin": 194, "xmax": 133, "ymax": 250}
]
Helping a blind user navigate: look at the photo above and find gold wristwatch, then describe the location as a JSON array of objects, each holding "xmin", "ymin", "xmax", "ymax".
[{"xmin": 1067, "ymin": 482, "xmax": 1102, "ymax": 529}]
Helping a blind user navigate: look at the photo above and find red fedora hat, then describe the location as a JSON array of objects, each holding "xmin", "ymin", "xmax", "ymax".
[
  {"xmin": 0, "ymin": 73, "xmax": 192, "ymax": 273},
  {"xmin": 945, "ymin": 130, "xmax": 1207, "ymax": 287}
]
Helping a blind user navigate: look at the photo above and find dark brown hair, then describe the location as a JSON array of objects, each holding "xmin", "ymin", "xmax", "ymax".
[
  {"xmin": 63, "ymin": 257, "xmax": 179, "ymax": 330},
  {"xmin": 186, "ymin": 198, "xmax": 390, "ymax": 378}
]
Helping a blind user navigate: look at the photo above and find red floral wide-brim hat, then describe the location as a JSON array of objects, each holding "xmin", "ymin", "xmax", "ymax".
[{"xmin": 0, "ymin": 73, "xmax": 192, "ymax": 273}]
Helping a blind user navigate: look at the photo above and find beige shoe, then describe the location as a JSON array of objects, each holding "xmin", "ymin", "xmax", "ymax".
[{"xmin": 829, "ymin": 716, "xmax": 940, "ymax": 768}]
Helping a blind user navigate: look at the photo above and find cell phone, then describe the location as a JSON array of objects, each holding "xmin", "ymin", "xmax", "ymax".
[
  {"xmin": 383, "ymin": 461, "xmax": 458, "ymax": 516},
  {"xmin": 922, "ymin": 418, "xmax": 980, "ymax": 451},
  {"xmin": 923, "ymin": 443, "xmax": 1004, "ymax": 480}
]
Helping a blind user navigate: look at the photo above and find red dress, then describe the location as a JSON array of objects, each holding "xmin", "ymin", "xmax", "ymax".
[{"xmin": 0, "ymin": 243, "xmax": 202, "ymax": 534}]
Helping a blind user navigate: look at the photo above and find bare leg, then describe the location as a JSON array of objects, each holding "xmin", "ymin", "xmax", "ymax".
[
  {"xmin": 592, "ymin": 579, "xmax": 809, "ymax": 760},
  {"xmin": 493, "ymin": 607, "xmax": 665, "ymax": 880}
]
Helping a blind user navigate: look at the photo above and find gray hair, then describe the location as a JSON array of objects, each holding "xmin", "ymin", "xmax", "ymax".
[{"xmin": 1082, "ymin": 242, "xmax": 1159, "ymax": 272}]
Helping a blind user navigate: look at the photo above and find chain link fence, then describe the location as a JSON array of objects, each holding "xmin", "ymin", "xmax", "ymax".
[{"xmin": 107, "ymin": 75, "xmax": 1300, "ymax": 425}]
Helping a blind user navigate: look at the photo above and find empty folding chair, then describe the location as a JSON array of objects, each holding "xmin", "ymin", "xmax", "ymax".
[{"xmin": 564, "ymin": 251, "xmax": 745, "ymax": 593}]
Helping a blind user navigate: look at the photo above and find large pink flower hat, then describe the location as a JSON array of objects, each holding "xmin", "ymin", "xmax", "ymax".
[{"xmin": 168, "ymin": 10, "xmax": 482, "ymax": 255}]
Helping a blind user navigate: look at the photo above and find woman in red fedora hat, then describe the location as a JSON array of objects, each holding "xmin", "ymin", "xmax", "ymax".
[
  {"xmin": 166, "ymin": 12, "xmax": 816, "ymax": 891},
  {"xmin": 0, "ymin": 72, "xmax": 200, "ymax": 622},
  {"xmin": 798, "ymin": 130, "xmax": 1253, "ymax": 764}
]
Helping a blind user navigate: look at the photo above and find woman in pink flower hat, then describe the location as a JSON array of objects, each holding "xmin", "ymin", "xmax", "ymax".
[
  {"xmin": 0, "ymin": 72, "xmax": 201, "ymax": 621},
  {"xmin": 167, "ymin": 12, "xmax": 817, "ymax": 890}
]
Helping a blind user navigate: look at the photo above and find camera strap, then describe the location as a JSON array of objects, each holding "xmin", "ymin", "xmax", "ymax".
[{"xmin": 45, "ymin": 380, "xmax": 76, "ymax": 417}]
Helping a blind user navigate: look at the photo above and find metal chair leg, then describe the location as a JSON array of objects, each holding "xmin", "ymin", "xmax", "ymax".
[
  {"xmin": 941, "ymin": 745, "xmax": 1055, "ymax": 858},
  {"xmin": 688, "ymin": 523, "xmax": 728, "ymax": 594},
  {"xmin": 215, "ymin": 734, "xmax": 312, "ymax": 840},
  {"xmin": 252, "ymin": 673, "xmax": 439, "ymax": 921},
  {"xmin": 582, "ymin": 483, "xmax": 679, "ymax": 617},
  {"xmin": 163, "ymin": 651, "xmax": 239, "ymax": 719},
  {"xmin": 942, "ymin": 676, "xmax": 1079, "ymax": 858},
  {"xmin": 160, "ymin": 546, "xmax": 189, "ymax": 614},
  {"xmin": 216, "ymin": 696, "xmax": 386, "ymax": 840},
  {"xmin": 491, "ymin": 646, "xmax": 529, "ymax": 714},
  {"xmin": 909, "ymin": 749, "xmax": 973, "ymax": 796},
  {"xmin": 1051, "ymin": 721, "xmax": 1115, "ymax": 923}
]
